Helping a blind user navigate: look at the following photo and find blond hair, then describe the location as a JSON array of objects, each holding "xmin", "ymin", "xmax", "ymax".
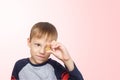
[{"xmin": 29, "ymin": 22, "xmax": 58, "ymax": 41}]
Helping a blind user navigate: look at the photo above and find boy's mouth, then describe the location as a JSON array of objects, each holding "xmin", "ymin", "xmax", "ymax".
[{"xmin": 36, "ymin": 55, "xmax": 45, "ymax": 59}]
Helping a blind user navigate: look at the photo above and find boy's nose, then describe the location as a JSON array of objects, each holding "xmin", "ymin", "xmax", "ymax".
[{"xmin": 39, "ymin": 47, "xmax": 45, "ymax": 54}]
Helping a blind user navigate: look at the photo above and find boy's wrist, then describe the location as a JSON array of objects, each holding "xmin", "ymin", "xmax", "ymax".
[{"xmin": 63, "ymin": 58, "xmax": 74, "ymax": 71}]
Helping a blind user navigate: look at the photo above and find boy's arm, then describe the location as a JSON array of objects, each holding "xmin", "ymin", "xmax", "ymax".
[
  {"xmin": 47, "ymin": 40, "xmax": 84, "ymax": 80},
  {"xmin": 67, "ymin": 63, "xmax": 84, "ymax": 80},
  {"xmin": 63, "ymin": 57, "xmax": 74, "ymax": 71},
  {"xmin": 11, "ymin": 58, "xmax": 28, "ymax": 80},
  {"xmin": 49, "ymin": 58, "xmax": 84, "ymax": 80},
  {"xmin": 11, "ymin": 62, "xmax": 19, "ymax": 80},
  {"xmin": 63, "ymin": 58, "xmax": 84, "ymax": 80}
]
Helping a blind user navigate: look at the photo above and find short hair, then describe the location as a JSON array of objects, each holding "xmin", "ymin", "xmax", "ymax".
[{"xmin": 29, "ymin": 22, "xmax": 58, "ymax": 41}]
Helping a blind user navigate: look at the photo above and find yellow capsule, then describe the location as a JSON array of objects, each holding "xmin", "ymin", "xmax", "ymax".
[{"xmin": 45, "ymin": 45, "xmax": 51, "ymax": 51}]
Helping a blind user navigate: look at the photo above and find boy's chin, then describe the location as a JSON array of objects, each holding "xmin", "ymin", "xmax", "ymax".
[{"xmin": 34, "ymin": 59, "xmax": 48, "ymax": 64}]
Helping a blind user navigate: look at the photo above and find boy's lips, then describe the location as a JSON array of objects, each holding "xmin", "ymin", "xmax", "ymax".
[{"xmin": 36, "ymin": 55, "xmax": 45, "ymax": 58}]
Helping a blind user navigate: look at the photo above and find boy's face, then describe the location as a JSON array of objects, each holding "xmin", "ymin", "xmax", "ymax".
[{"xmin": 27, "ymin": 36, "xmax": 52, "ymax": 64}]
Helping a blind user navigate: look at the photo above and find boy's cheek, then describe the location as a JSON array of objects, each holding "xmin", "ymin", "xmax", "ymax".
[{"xmin": 31, "ymin": 48, "xmax": 38, "ymax": 53}]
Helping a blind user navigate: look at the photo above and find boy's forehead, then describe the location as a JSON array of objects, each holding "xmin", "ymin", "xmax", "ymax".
[{"xmin": 31, "ymin": 36, "xmax": 53, "ymax": 43}]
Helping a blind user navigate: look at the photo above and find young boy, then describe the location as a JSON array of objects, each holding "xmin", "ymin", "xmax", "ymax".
[{"xmin": 11, "ymin": 22, "xmax": 84, "ymax": 80}]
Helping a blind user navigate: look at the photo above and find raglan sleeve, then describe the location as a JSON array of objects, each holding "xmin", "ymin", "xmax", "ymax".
[
  {"xmin": 48, "ymin": 58, "xmax": 84, "ymax": 80},
  {"xmin": 11, "ymin": 61, "xmax": 19, "ymax": 80},
  {"xmin": 59, "ymin": 62, "xmax": 84, "ymax": 80},
  {"xmin": 67, "ymin": 63, "xmax": 84, "ymax": 80}
]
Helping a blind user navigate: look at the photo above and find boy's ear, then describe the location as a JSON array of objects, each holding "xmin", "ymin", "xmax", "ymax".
[{"xmin": 27, "ymin": 38, "xmax": 31, "ymax": 47}]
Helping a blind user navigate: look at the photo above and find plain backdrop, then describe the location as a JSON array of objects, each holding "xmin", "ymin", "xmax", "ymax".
[{"xmin": 0, "ymin": 0, "xmax": 120, "ymax": 80}]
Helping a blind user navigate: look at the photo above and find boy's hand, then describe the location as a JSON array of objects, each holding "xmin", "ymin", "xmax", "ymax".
[
  {"xmin": 49, "ymin": 40, "xmax": 70, "ymax": 62},
  {"xmin": 46, "ymin": 40, "xmax": 74, "ymax": 71}
]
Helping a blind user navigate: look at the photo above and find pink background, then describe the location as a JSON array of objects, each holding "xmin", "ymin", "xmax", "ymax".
[{"xmin": 0, "ymin": 0, "xmax": 120, "ymax": 80}]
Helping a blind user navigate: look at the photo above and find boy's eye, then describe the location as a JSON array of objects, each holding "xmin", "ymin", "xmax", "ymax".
[{"xmin": 34, "ymin": 43, "xmax": 41, "ymax": 47}]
